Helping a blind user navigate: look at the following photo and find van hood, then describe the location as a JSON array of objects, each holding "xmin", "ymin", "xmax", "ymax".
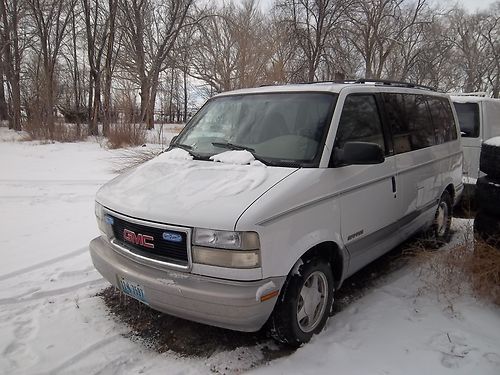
[{"xmin": 96, "ymin": 152, "xmax": 297, "ymax": 230}]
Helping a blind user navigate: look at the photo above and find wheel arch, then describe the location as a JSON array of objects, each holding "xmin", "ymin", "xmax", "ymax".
[
  {"xmin": 290, "ymin": 241, "xmax": 347, "ymax": 289},
  {"xmin": 444, "ymin": 183, "xmax": 455, "ymax": 202}
]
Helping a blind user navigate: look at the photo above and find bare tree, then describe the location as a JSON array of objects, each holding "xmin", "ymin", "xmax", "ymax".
[
  {"xmin": 102, "ymin": 0, "xmax": 118, "ymax": 134},
  {"xmin": 27, "ymin": 0, "xmax": 77, "ymax": 134},
  {"xmin": 82, "ymin": 0, "xmax": 115, "ymax": 135},
  {"xmin": 0, "ymin": 0, "xmax": 23, "ymax": 130},
  {"xmin": 190, "ymin": 0, "xmax": 272, "ymax": 94},
  {"xmin": 117, "ymin": 0, "xmax": 194, "ymax": 129},
  {"xmin": 481, "ymin": 3, "xmax": 500, "ymax": 97},
  {"xmin": 276, "ymin": 0, "xmax": 350, "ymax": 82},
  {"xmin": 347, "ymin": 0, "xmax": 428, "ymax": 79}
]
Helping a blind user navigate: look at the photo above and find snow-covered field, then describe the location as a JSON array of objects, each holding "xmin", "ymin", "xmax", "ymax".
[{"xmin": 0, "ymin": 127, "xmax": 499, "ymax": 374}]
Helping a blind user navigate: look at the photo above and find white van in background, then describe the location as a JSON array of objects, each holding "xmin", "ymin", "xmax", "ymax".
[{"xmin": 451, "ymin": 94, "xmax": 500, "ymax": 191}]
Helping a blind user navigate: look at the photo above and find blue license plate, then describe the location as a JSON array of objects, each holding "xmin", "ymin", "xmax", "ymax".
[{"xmin": 118, "ymin": 276, "xmax": 148, "ymax": 304}]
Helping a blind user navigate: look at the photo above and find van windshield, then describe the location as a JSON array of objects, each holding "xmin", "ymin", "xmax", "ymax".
[
  {"xmin": 453, "ymin": 102, "xmax": 480, "ymax": 138},
  {"xmin": 174, "ymin": 92, "xmax": 337, "ymax": 167}
]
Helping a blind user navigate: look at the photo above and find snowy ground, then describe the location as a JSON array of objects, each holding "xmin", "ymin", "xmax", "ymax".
[{"xmin": 0, "ymin": 127, "xmax": 499, "ymax": 374}]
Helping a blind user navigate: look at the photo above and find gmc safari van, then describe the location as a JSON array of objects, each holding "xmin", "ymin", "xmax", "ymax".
[
  {"xmin": 451, "ymin": 94, "xmax": 500, "ymax": 190},
  {"xmin": 90, "ymin": 80, "xmax": 463, "ymax": 346}
]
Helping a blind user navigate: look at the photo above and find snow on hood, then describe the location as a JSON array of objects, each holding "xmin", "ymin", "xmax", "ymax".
[
  {"xmin": 155, "ymin": 148, "xmax": 193, "ymax": 161},
  {"xmin": 96, "ymin": 154, "xmax": 297, "ymax": 229},
  {"xmin": 210, "ymin": 150, "xmax": 261, "ymax": 165}
]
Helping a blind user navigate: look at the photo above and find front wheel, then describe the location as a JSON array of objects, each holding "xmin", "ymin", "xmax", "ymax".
[{"xmin": 269, "ymin": 258, "xmax": 334, "ymax": 347}]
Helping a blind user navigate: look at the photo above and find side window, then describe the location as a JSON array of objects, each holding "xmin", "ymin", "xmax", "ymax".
[
  {"xmin": 440, "ymin": 99, "xmax": 458, "ymax": 141},
  {"xmin": 428, "ymin": 97, "xmax": 458, "ymax": 144},
  {"xmin": 453, "ymin": 102, "xmax": 480, "ymax": 138},
  {"xmin": 334, "ymin": 95, "xmax": 385, "ymax": 152},
  {"xmin": 383, "ymin": 93, "xmax": 435, "ymax": 153}
]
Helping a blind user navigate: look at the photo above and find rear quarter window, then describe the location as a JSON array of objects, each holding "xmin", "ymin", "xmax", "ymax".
[
  {"xmin": 428, "ymin": 97, "xmax": 458, "ymax": 143},
  {"xmin": 383, "ymin": 93, "xmax": 435, "ymax": 153}
]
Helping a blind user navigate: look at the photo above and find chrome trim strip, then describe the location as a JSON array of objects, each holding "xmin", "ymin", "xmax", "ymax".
[
  {"xmin": 396, "ymin": 150, "xmax": 463, "ymax": 175},
  {"xmin": 103, "ymin": 208, "xmax": 192, "ymax": 271},
  {"xmin": 110, "ymin": 239, "xmax": 190, "ymax": 271},
  {"xmin": 257, "ymin": 173, "xmax": 395, "ymax": 226},
  {"xmin": 258, "ymin": 149, "xmax": 462, "ymax": 226},
  {"xmin": 346, "ymin": 199, "xmax": 437, "ymax": 252}
]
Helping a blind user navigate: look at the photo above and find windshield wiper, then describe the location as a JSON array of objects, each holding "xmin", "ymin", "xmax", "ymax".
[
  {"xmin": 212, "ymin": 142, "xmax": 255, "ymax": 153},
  {"xmin": 212, "ymin": 141, "xmax": 287, "ymax": 166},
  {"xmin": 170, "ymin": 143, "xmax": 207, "ymax": 160}
]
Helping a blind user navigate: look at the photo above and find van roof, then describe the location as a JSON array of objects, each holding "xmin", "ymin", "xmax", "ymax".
[
  {"xmin": 450, "ymin": 95, "xmax": 500, "ymax": 104},
  {"xmin": 214, "ymin": 80, "xmax": 441, "ymax": 97}
]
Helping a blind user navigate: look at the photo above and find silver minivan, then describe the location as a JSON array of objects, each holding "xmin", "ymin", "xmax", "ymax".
[{"xmin": 90, "ymin": 80, "xmax": 463, "ymax": 346}]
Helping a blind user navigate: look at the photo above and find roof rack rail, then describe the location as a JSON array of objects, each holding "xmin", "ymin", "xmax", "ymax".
[
  {"xmin": 450, "ymin": 92, "xmax": 488, "ymax": 97},
  {"xmin": 301, "ymin": 78, "xmax": 438, "ymax": 92},
  {"xmin": 352, "ymin": 79, "xmax": 437, "ymax": 92}
]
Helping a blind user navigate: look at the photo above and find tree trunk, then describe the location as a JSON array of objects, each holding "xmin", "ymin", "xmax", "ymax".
[
  {"xmin": 183, "ymin": 68, "xmax": 188, "ymax": 122},
  {"xmin": 89, "ymin": 74, "xmax": 100, "ymax": 136},
  {"xmin": 10, "ymin": 74, "xmax": 22, "ymax": 131},
  {"xmin": 140, "ymin": 78, "xmax": 150, "ymax": 125},
  {"xmin": 0, "ymin": 62, "xmax": 8, "ymax": 121},
  {"xmin": 102, "ymin": 0, "xmax": 117, "ymax": 136}
]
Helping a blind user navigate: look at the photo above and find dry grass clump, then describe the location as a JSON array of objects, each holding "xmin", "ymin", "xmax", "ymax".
[
  {"xmin": 106, "ymin": 123, "xmax": 147, "ymax": 149},
  {"xmin": 97, "ymin": 286, "xmax": 286, "ymax": 359},
  {"xmin": 409, "ymin": 233, "xmax": 500, "ymax": 306},
  {"xmin": 23, "ymin": 121, "xmax": 88, "ymax": 142},
  {"xmin": 111, "ymin": 147, "xmax": 161, "ymax": 173},
  {"xmin": 468, "ymin": 241, "xmax": 500, "ymax": 305}
]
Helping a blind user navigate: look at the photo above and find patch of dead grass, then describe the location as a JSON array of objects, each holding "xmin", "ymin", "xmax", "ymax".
[
  {"xmin": 106, "ymin": 123, "xmax": 147, "ymax": 149},
  {"xmin": 408, "ymin": 232, "xmax": 500, "ymax": 306},
  {"xmin": 23, "ymin": 121, "xmax": 88, "ymax": 142},
  {"xmin": 110, "ymin": 147, "xmax": 161, "ymax": 174}
]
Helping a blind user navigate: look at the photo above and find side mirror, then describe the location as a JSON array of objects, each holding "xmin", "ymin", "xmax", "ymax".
[{"xmin": 335, "ymin": 141, "xmax": 385, "ymax": 166}]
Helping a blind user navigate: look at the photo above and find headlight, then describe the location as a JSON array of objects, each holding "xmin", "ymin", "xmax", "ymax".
[
  {"xmin": 192, "ymin": 229, "xmax": 261, "ymax": 268},
  {"xmin": 192, "ymin": 246, "xmax": 260, "ymax": 268},
  {"xmin": 193, "ymin": 228, "xmax": 260, "ymax": 250}
]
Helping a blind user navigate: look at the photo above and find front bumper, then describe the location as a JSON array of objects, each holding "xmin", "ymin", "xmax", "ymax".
[{"xmin": 90, "ymin": 236, "xmax": 285, "ymax": 332}]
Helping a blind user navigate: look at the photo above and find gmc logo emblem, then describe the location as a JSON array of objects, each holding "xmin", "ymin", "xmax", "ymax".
[{"xmin": 123, "ymin": 229, "xmax": 154, "ymax": 249}]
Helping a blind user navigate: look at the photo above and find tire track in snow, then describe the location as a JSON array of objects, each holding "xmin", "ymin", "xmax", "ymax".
[
  {"xmin": 0, "ymin": 279, "xmax": 105, "ymax": 305},
  {"xmin": 0, "ymin": 179, "xmax": 109, "ymax": 185},
  {"xmin": 41, "ymin": 334, "xmax": 123, "ymax": 375},
  {"xmin": 0, "ymin": 247, "xmax": 89, "ymax": 282}
]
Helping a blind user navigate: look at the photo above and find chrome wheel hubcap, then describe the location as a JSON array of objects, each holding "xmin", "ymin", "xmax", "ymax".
[
  {"xmin": 297, "ymin": 271, "xmax": 328, "ymax": 333},
  {"xmin": 436, "ymin": 201, "xmax": 449, "ymax": 237}
]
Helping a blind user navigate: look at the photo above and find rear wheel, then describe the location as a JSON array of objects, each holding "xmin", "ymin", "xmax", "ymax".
[
  {"xmin": 474, "ymin": 211, "xmax": 500, "ymax": 246},
  {"xmin": 476, "ymin": 176, "xmax": 500, "ymax": 217},
  {"xmin": 480, "ymin": 142, "xmax": 500, "ymax": 179},
  {"xmin": 269, "ymin": 258, "xmax": 334, "ymax": 347},
  {"xmin": 427, "ymin": 190, "xmax": 453, "ymax": 246}
]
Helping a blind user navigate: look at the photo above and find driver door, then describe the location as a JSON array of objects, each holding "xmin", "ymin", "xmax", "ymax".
[{"xmin": 331, "ymin": 94, "xmax": 401, "ymax": 276}]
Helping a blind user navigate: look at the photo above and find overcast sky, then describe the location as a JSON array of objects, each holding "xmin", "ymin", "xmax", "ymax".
[
  {"xmin": 253, "ymin": 0, "xmax": 498, "ymax": 12},
  {"xmin": 447, "ymin": 0, "xmax": 497, "ymax": 11}
]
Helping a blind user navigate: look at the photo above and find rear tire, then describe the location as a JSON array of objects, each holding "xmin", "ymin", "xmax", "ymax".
[
  {"xmin": 480, "ymin": 142, "xmax": 500, "ymax": 179},
  {"xmin": 474, "ymin": 211, "xmax": 500, "ymax": 246},
  {"xmin": 476, "ymin": 176, "xmax": 500, "ymax": 217},
  {"xmin": 269, "ymin": 258, "xmax": 334, "ymax": 347},
  {"xmin": 427, "ymin": 190, "xmax": 453, "ymax": 247}
]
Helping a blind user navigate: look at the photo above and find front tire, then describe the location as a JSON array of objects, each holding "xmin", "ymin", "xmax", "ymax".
[{"xmin": 269, "ymin": 258, "xmax": 334, "ymax": 347}]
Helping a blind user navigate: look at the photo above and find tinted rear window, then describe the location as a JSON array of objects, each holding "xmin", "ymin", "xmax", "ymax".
[
  {"xmin": 383, "ymin": 93, "xmax": 435, "ymax": 153},
  {"xmin": 453, "ymin": 102, "xmax": 480, "ymax": 138},
  {"xmin": 428, "ymin": 98, "xmax": 458, "ymax": 143}
]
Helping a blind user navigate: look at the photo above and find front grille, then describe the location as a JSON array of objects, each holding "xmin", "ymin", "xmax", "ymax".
[{"xmin": 110, "ymin": 215, "xmax": 188, "ymax": 264}]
